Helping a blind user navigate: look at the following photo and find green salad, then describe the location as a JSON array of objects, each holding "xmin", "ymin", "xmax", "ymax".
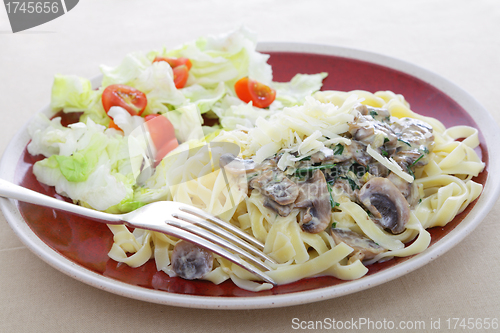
[{"xmin": 27, "ymin": 27, "xmax": 327, "ymax": 214}]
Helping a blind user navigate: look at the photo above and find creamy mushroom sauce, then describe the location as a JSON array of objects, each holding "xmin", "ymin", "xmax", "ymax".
[{"xmin": 221, "ymin": 105, "xmax": 435, "ymax": 263}]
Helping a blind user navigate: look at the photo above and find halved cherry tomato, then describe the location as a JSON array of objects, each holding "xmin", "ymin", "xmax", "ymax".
[
  {"xmin": 234, "ymin": 77, "xmax": 253, "ymax": 104},
  {"xmin": 173, "ymin": 65, "xmax": 189, "ymax": 89},
  {"xmin": 234, "ymin": 77, "xmax": 276, "ymax": 108},
  {"xmin": 144, "ymin": 114, "xmax": 179, "ymax": 165},
  {"xmin": 102, "ymin": 84, "xmax": 147, "ymax": 116},
  {"xmin": 153, "ymin": 56, "xmax": 192, "ymax": 70}
]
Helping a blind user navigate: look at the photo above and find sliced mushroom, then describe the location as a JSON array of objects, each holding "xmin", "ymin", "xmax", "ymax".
[
  {"xmin": 330, "ymin": 228, "xmax": 387, "ymax": 264},
  {"xmin": 352, "ymin": 123, "xmax": 375, "ymax": 142},
  {"xmin": 392, "ymin": 150, "xmax": 425, "ymax": 169},
  {"xmin": 295, "ymin": 170, "xmax": 332, "ymax": 233},
  {"xmin": 358, "ymin": 177, "xmax": 410, "ymax": 234},
  {"xmin": 392, "ymin": 117, "xmax": 434, "ymax": 154},
  {"xmin": 310, "ymin": 147, "xmax": 334, "ymax": 163},
  {"xmin": 366, "ymin": 161, "xmax": 390, "ymax": 178},
  {"xmin": 345, "ymin": 140, "xmax": 372, "ymax": 167},
  {"xmin": 349, "ymin": 111, "xmax": 398, "ymax": 152},
  {"xmin": 356, "ymin": 104, "xmax": 391, "ymax": 120},
  {"xmin": 249, "ymin": 169, "xmax": 299, "ymax": 206},
  {"xmin": 264, "ymin": 197, "xmax": 294, "ymax": 217},
  {"xmin": 387, "ymin": 172, "xmax": 420, "ymax": 207},
  {"xmin": 171, "ymin": 241, "xmax": 213, "ymax": 280}
]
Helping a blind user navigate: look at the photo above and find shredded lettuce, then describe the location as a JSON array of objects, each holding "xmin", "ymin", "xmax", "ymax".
[
  {"xmin": 181, "ymin": 82, "xmax": 226, "ymax": 114},
  {"xmin": 30, "ymin": 115, "xmax": 135, "ymax": 210},
  {"xmin": 272, "ymin": 73, "xmax": 328, "ymax": 107},
  {"xmin": 164, "ymin": 27, "xmax": 272, "ymax": 89},
  {"xmin": 50, "ymin": 75, "xmax": 100, "ymax": 112},
  {"xmin": 100, "ymin": 52, "xmax": 153, "ymax": 87}
]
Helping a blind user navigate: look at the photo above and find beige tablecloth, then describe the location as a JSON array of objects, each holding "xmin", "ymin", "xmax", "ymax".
[{"xmin": 1, "ymin": 1, "xmax": 499, "ymax": 332}]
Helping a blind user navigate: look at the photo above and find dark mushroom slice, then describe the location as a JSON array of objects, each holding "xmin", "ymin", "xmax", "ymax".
[
  {"xmin": 351, "ymin": 121, "xmax": 397, "ymax": 146},
  {"xmin": 263, "ymin": 197, "xmax": 294, "ymax": 217},
  {"xmin": 392, "ymin": 117, "xmax": 434, "ymax": 153},
  {"xmin": 330, "ymin": 228, "xmax": 387, "ymax": 264},
  {"xmin": 387, "ymin": 172, "xmax": 420, "ymax": 207},
  {"xmin": 310, "ymin": 147, "xmax": 334, "ymax": 163},
  {"xmin": 171, "ymin": 241, "xmax": 214, "ymax": 280},
  {"xmin": 352, "ymin": 123, "xmax": 375, "ymax": 142},
  {"xmin": 295, "ymin": 170, "xmax": 332, "ymax": 233},
  {"xmin": 345, "ymin": 140, "xmax": 372, "ymax": 167},
  {"xmin": 392, "ymin": 150, "xmax": 426, "ymax": 169},
  {"xmin": 356, "ymin": 104, "xmax": 391, "ymax": 121},
  {"xmin": 366, "ymin": 161, "xmax": 390, "ymax": 178},
  {"xmin": 349, "ymin": 112, "xmax": 398, "ymax": 149},
  {"xmin": 358, "ymin": 177, "xmax": 410, "ymax": 234},
  {"xmin": 249, "ymin": 169, "xmax": 300, "ymax": 206}
]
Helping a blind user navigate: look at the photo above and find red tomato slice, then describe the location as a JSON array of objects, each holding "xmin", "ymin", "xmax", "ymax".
[
  {"xmin": 102, "ymin": 84, "xmax": 147, "ymax": 116},
  {"xmin": 234, "ymin": 77, "xmax": 252, "ymax": 104},
  {"xmin": 173, "ymin": 65, "xmax": 189, "ymax": 89},
  {"xmin": 144, "ymin": 114, "xmax": 179, "ymax": 165},
  {"xmin": 153, "ymin": 56, "xmax": 192, "ymax": 70},
  {"xmin": 234, "ymin": 77, "xmax": 276, "ymax": 108}
]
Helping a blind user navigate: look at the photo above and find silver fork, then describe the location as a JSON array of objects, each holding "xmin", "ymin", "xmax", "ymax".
[{"xmin": 0, "ymin": 178, "xmax": 277, "ymax": 284}]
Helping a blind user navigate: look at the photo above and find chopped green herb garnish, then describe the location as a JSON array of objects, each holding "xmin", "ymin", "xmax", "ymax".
[
  {"xmin": 397, "ymin": 138, "xmax": 411, "ymax": 146},
  {"xmin": 327, "ymin": 176, "xmax": 359, "ymax": 191},
  {"xmin": 406, "ymin": 166, "xmax": 415, "ymax": 179},
  {"xmin": 331, "ymin": 222, "xmax": 337, "ymax": 228},
  {"xmin": 381, "ymin": 148, "xmax": 389, "ymax": 157},
  {"xmin": 295, "ymin": 164, "xmax": 337, "ymax": 175},
  {"xmin": 327, "ymin": 183, "xmax": 335, "ymax": 209},
  {"xmin": 370, "ymin": 110, "xmax": 378, "ymax": 117},
  {"xmin": 421, "ymin": 146, "xmax": 430, "ymax": 154},
  {"xmin": 333, "ymin": 144, "xmax": 344, "ymax": 155},
  {"xmin": 298, "ymin": 155, "xmax": 311, "ymax": 161},
  {"xmin": 384, "ymin": 137, "xmax": 390, "ymax": 143},
  {"xmin": 340, "ymin": 176, "xmax": 359, "ymax": 191},
  {"xmin": 419, "ymin": 198, "xmax": 422, "ymax": 203},
  {"xmin": 385, "ymin": 116, "xmax": 391, "ymax": 122},
  {"xmin": 411, "ymin": 154, "xmax": 424, "ymax": 167}
]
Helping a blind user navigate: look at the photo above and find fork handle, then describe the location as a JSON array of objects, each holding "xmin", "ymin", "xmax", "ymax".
[{"xmin": 0, "ymin": 178, "xmax": 124, "ymax": 224}]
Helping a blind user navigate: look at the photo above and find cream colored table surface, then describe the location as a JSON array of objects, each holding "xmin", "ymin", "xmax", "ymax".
[{"xmin": 1, "ymin": 1, "xmax": 499, "ymax": 332}]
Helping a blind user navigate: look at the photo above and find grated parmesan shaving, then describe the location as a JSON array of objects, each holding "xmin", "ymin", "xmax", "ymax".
[{"xmin": 366, "ymin": 145, "xmax": 414, "ymax": 182}]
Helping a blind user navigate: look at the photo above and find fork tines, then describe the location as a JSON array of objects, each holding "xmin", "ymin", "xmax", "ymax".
[{"xmin": 165, "ymin": 204, "xmax": 277, "ymax": 285}]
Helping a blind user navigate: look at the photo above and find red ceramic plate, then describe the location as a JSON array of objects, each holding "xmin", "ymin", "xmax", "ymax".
[{"xmin": 1, "ymin": 42, "xmax": 499, "ymax": 309}]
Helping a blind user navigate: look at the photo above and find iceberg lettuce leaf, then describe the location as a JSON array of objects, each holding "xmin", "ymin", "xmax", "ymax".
[
  {"xmin": 272, "ymin": 72, "xmax": 328, "ymax": 107},
  {"xmin": 50, "ymin": 74, "xmax": 101, "ymax": 112}
]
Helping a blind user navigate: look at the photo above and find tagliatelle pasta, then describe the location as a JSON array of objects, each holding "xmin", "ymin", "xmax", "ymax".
[{"xmin": 107, "ymin": 90, "xmax": 484, "ymax": 292}]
